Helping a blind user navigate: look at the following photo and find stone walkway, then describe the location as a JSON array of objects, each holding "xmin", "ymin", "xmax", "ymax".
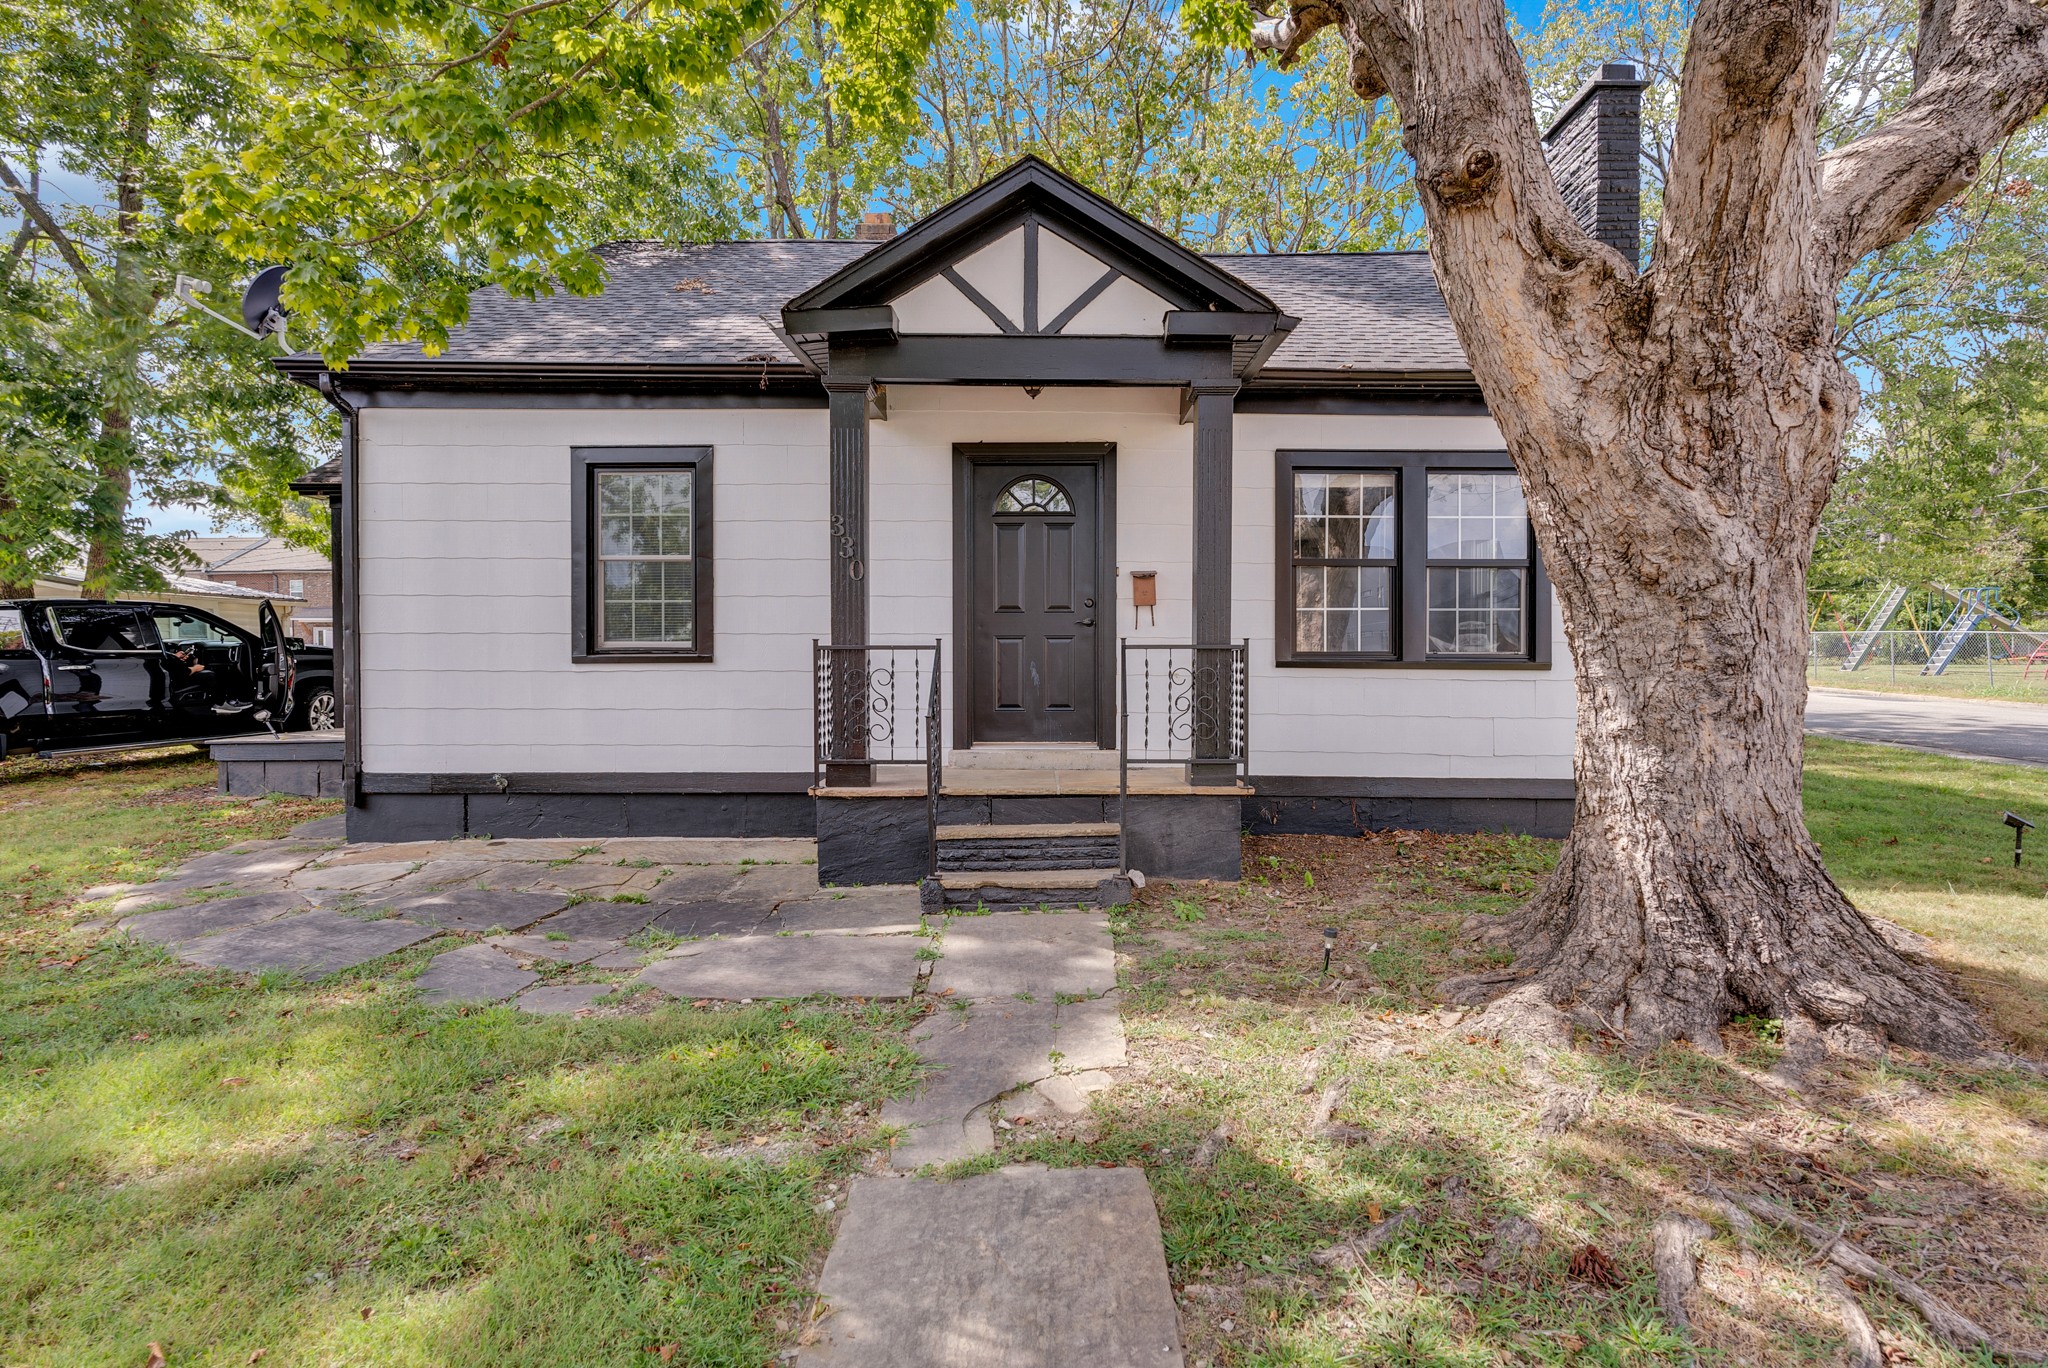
[{"xmin": 95, "ymin": 821, "xmax": 1183, "ymax": 1365}]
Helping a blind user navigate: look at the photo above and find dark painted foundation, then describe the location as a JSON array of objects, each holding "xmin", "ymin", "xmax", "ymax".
[
  {"xmin": 344, "ymin": 791, "xmax": 814, "ymax": 843},
  {"xmin": 341, "ymin": 780, "xmax": 1578, "ymax": 856}
]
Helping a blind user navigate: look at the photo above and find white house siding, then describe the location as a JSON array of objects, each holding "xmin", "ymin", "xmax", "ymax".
[
  {"xmin": 355, "ymin": 391, "xmax": 1574, "ymax": 784},
  {"xmin": 869, "ymin": 387, "xmax": 1575, "ymax": 782},
  {"xmin": 1233, "ymin": 413, "xmax": 1576, "ymax": 781},
  {"xmin": 355, "ymin": 405, "xmax": 829, "ymax": 775}
]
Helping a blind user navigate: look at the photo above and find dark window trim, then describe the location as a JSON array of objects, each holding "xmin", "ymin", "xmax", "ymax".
[
  {"xmin": 570, "ymin": 446, "xmax": 714, "ymax": 664},
  {"xmin": 1273, "ymin": 449, "xmax": 1552, "ymax": 669}
]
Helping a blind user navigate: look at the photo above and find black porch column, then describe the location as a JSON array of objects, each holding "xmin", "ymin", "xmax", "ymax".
[
  {"xmin": 825, "ymin": 378, "xmax": 873, "ymax": 786},
  {"xmin": 1190, "ymin": 381, "xmax": 1239, "ymax": 786}
]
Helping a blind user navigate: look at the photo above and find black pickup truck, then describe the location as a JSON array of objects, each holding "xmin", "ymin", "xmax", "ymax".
[{"xmin": 0, "ymin": 598, "xmax": 336, "ymax": 761}]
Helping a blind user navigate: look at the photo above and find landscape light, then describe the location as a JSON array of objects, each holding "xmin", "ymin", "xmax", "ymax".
[
  {"xmin": 2004, "ymin": 812, "xmax": 2035, "ymax": 868},
  {"xmin": 1322, "ymin": 927, "xmax": 1338, "ymax": 975}
]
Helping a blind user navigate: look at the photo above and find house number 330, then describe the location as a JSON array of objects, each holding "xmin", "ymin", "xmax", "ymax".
[{"xmin": 831, "ymin": 514, "xmax": 864, "ymax": 581}]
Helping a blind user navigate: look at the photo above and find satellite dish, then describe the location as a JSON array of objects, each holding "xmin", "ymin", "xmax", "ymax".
[{"xmin": 240, "ymin": 265, "xmax": 289, "ymax": 340}]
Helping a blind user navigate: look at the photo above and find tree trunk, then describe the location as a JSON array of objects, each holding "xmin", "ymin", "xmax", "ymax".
[
  {"xmin": 1455, "ymin": 378, "xmax": 1981, "ymax": 1055},
  {"xmin": 1245, "ymin": 0, "xmax": 2048, "ymax": 1058}
]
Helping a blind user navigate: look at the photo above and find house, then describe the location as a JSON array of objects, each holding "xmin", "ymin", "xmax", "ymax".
[
  {"xmin": 180, "ymin": 536, "xmax": 335, "ymax": 645},
  {"xmin": 32, "ymin": 565, "xmax": 303, "ymax": 636},
  {"xmin": 280, "ymin": 67, "xmax": 1647, "ymax": 888}
]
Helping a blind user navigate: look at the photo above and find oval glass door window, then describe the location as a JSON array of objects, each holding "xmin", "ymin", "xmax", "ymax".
[{"xmin": 993, "ymin": 476, "xmax": 1074, "ymax": 514}]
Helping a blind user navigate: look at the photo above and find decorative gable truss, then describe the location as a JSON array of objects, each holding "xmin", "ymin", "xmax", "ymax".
[
  {"xmin": 781, "ymin": 156, "xmax": 1296, "ymax": 383},
  {"xmin": 890, "ymin": 219, "xmax": 1178, "ymax": 337}
]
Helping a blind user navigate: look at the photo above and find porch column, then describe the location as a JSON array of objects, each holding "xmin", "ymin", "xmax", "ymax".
[
  {"xmin": 825, "ymin": 378, "xmax": 873, "ymax": 786},
  {"xmin": 1190, "ymin": 380, "xmax": 1239, "ymax": 786}
]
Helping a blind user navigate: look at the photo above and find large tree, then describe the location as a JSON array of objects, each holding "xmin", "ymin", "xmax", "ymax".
[{"xmin": 1234, "ymin": 0, "xmax": 2048, "ymax": 1056}]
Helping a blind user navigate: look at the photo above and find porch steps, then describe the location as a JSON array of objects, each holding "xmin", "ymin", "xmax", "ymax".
[
  {"xmin": 934, "ymin": 822, "xmax": 1119, "ymax": 873},
  {"xmin": 920, "ymin": 856, "xmax": 1133, "ymax": 912}
]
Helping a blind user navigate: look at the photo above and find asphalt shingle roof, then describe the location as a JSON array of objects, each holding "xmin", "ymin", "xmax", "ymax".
[
  {"xmin": 1212, "ymin": 251, "xmax": 1468, "ymax": 373},
  {"xmin": 340, "ymin": 240, "xmax": 1468, "ymax": 376}
]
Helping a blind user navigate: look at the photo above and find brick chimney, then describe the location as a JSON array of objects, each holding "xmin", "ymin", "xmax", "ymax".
[
  {"xmin": 853, "ymin": 211, "xmax": 896, "ymax": 242},
  {"xmin": 1540, "ymin": 61, "xmax": 1648, "ymax": 262}
]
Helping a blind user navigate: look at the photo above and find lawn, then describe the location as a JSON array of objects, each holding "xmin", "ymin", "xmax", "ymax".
[
  {"xmin": 3, "ymin": 741, "xmax": 2044, "ymax": 1367},
  {"xmin": 1810, "ymin": 661, "xmax": 2048, "ymax": 705},
  {"xmin": 0, "ymin": 752, "xmax": 920, "ymax": 1367}
]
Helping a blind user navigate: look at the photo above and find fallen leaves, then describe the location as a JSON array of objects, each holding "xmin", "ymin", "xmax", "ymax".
[{"xmin": 1568, "ymin": 1243, "xmax": 1623, "ymax": 1289}]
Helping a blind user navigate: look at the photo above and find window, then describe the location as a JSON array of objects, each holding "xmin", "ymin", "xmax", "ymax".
[
  {"xmin": 570, "ymin": 447, "xmax": 713, "ymax": 662},
  {"xmin": 1275, "ymin": 451, "xmax": 1548, "ymax": 668},
  {"xmin": 151, "ymin": 608, "xmax": 242, "ymax": 647},
  {"xmin": 1290, "ymin": 471, "xmax": 1396, "ymax": 655},
  {"xmin": 288, "ymin": 578, "xmax": 304, "ymax": 596},
  {"xmin": 993, "ymin": 476, "xmax": 1073, "ymax": 514},
  {"xmin": 46, "ymin": 604, "xmax": 158, "ymax": 652},
  {"xmin": 1426, "ymin": 473, "xmax": 1530, "ymax": 657}
]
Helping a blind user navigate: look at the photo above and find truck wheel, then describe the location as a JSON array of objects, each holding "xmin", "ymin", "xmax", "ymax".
[{"xmin": 296, "ymin": 686, "xmax": 339, "ymax": 732}]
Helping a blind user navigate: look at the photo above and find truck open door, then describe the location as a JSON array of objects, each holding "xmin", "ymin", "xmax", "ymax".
[{"xmin": 257, "ymin": 600, "xmax": 292, "ymax": 731}]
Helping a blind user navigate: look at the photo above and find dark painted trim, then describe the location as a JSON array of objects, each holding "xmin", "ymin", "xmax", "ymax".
[
  {"xmin": 782, "ymin": 306, "xmax": 896, "ymax": 340},
  {"xmin": 829, "ymin": 335, "xmax": 1238, "ymax": 385},
  {"xmin": 1273, "ymin": 448, "xmax": 1553, "ymax": 669},
  {"xmin": 1251, "ymin": 776, "xmax": 1574, "ymax": 799},
  {"xmin": 952, "ymin": 443, "xmax": 1117, "ymax": 752},
  {"xmin": 568, "ymin": 447, "xmax": 715, "ymax": 663},
  {"xmin": 1244, "ymin": 792, "xmax": 1573, "ymax": 840},
  {"xmin": 1165, "ymin": 312, "xmax": 1288, "ymax": 343},
  {"xmin": 1021, "ymin": 217, "xmax": 1040, "ymax": 334},
  {"xmin": 1043, "ymin": 267, "xmax": 1120, "ymax": 336},
  {"xmin": 277, "ymin": 355, "xmax": 822, "ymax": 394},
  {"xmin": 940, "ymin": 266, "xmax": 1021, "ymax": 334},
  {"xmin": 1238, "ymin": 391, "xmax": 1490, "ymax": 417},
  {"xmin": 333, "ymin": 388, "xmax": 830, "ymax": 410},
  {"xmin": 784, "ymin": 155, "xmax": 1279, "ymax": 318},
  {"xmin": 314, "ymin": 375, "xmax": 364, "ymax": 809},
  {"xmin": 361, "ymin": 771, "xmax": 814, "ymax": 794}
]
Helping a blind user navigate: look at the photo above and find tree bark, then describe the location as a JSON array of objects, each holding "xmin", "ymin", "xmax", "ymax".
[{"xmin": 1251, "ymin": 0, "xmax": 2048, "ymax": 1054}]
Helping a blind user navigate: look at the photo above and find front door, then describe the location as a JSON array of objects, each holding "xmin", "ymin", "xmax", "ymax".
[{"xmin": 965, "ymin": 455, "xmax": 1106, "ymax": 744}]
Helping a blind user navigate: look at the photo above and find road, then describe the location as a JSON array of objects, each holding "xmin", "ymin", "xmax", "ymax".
[{"xmin": 1804, "ymin": 688, "xmax": 2048, "ymax": 770}]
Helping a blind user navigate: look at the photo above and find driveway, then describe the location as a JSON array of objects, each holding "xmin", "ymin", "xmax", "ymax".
[{"xmin": 1804, "ymin": 687, "xmax": 2048, "ymax": 769}]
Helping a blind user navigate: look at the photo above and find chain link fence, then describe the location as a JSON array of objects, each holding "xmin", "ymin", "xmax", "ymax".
[{"xmin": 1809, "ymin": 629, "xmax": 2048, "ymax": 690}]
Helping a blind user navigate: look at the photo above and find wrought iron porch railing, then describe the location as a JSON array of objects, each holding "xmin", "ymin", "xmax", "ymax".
[
  {"xmin": 813, "ymin": 641, "xmax": 945, "ymax": 875},
  {"xmin": 1117, "ymin": 640, "xmax": 1249, "ymax": 873}
]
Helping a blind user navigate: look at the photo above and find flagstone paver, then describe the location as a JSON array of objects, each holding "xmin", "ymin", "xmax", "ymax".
[
  {"xmin": 385, "ymin": 888, "xmax": 569, "ymax": 934},
  {"xmin": 119, "ymin": 891, "xmax": 311, "ymax": 946},
  {"xmin": 486, "ymin": 934, "xmax": 622, "ymax": 966},
  {"xmin": 535, "ymin": 863, "xmax": 670, "ymax": 896},
  {"xmin": 638, "ymin": 934, "xmax": 923, "ymax": 1001},
  {"xmin": 797, "ymin": 1165, "xmax": 1183, "ymax": 1368},
  {"xmin": 926, "ymin": 911, "xmax": 1117, "ymax": 1000},
  {"xmin": 601, "ymin": 837, "xmax": 815, "ymax": 864},
  {"xmin": 647, "ymin": 900, "xmax": 775, "ymax": 939},
  {"xmin": 721, "ymin": 862, "xmax": 822, "ymax": 904},
  {"xmin": 645, "ymin": 864, "xmax": 746, "ymax": 901},
  {"xmin": 771, "ymin": 887, "xmax": 926, "ymax": 937},
  {"xmin": 515, "ymin": 983, "xmax": 615, "ymax": 1015},
  {"xmin": 412, "ymin": 944, "xmax": 538, "ymax": 1005},
  {"xmin": 534, "ymin": 900, "xmax": 662, "ymax": 940},
  {"xmin": 291, "ymin": 861, "xmax": 416, "ymax": 892},
  {"xmin": 177, "ymin": 910, "xmax": 438, "ymax": 977}
]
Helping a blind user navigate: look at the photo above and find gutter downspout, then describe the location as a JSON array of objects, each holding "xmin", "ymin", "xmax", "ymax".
[{"xmin": 315, "ymin": 373, "xmax": 364, "ymax": 814}]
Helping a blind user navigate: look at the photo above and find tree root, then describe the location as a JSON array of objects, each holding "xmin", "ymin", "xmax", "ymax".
[
  {"xmin": 1821, "ymin": 1268, "xmax": 1885, "ymax": 1368},
  {"xmin": 1696, "ymin": 1182, "xmax": 2046, "ymax": 1363},
  {"xmin": 1651, "ymin": 1212, "xmax": 1711, "ymax": 1336}
]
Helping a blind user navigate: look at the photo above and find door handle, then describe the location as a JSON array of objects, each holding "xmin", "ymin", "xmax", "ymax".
[{"xmin": 1077, "ymin": 618, "xmax": 1096, "ymax": 627}]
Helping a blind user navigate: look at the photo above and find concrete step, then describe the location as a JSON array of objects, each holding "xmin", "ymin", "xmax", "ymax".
[
  {"xmin": 920, "ymin": 868, "xmax": 1133, "ymax": 911},
  {"xmin": 947, "ymin": 745, "xmax": 1118, "ymax": 773}
]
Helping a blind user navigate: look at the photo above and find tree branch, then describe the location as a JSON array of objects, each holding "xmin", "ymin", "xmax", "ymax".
[
  {"xmin": 1813, "ymin": 0, "xmax": 2048, "ymax": 278},
  {"xmin": 428, "ymin": 0, "xmax": 580, "ymax": 79},
  {"xmin": 0, "ymin": 157, "xmax": 110, "ymax": 308}
]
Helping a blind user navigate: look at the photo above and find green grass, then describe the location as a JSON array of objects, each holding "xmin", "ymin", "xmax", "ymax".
[
  {"xmin": 1045, "ymin": 738, "xmax": 2048, "ymax": 1367},
  {"xmin": 1810, "ymin": 663, "xmax": 2048, "ymax": 704},
  {"xmin": 0, "ymin": 753, "xmax": 923, "ymax": 1365}
]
